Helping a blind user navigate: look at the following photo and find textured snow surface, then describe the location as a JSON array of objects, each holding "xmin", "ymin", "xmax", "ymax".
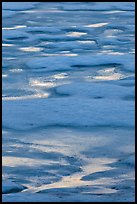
[{"xmin": 2, "ymin": 2, "xmax": 135, "ymax": 202}]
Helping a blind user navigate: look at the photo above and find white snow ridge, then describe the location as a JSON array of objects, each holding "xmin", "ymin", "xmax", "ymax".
[{"xmin": 2, "ymin": 2, "xmax": 135, "ymax": 202}]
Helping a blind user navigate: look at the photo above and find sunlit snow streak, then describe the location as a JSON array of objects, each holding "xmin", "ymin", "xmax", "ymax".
[
  {"xmin": 2, "ymin": 74, "xmax": 8, "ymax": 78},
  {"xmin": 19, "ymin": 47, "xmax": 43, "ymax": 52},
  {"xmin": 2, "ymin": 43, "xmax": 14, "ymax": 47},
  {"xmin": 2, "ymin": 93, "xmax": 49, "ymax": 101},
  {"xmin": 66, "ymin": 32, "xmax": 87, "ymax": 37},
  {"xmin": 102, "ymin": 10, "xmax": 126, "ymax": 14},
  {"xmin": 9, "ymin": 68, "xmax": 23, "ymax": 73},
  {"xmin": 41, "ymin": 53, "xmax": 78, "ymax": 56},
  {"xmin": 2, "ymin": 25, "xmax": 27, "ymax": 30},
  {"xmin": 84, "ymin": 23, "xmax": 109, "ymax": 28}
]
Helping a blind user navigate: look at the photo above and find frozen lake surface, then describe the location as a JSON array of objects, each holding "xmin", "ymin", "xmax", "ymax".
[{"xmin": 2, "ymin": 2, "xmax": 135, "ymax": 202}]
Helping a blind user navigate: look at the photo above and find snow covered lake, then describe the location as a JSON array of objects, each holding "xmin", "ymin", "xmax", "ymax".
[{"xmin": 2, "ymin": 2, "xmax": 135, "ymax": 202}]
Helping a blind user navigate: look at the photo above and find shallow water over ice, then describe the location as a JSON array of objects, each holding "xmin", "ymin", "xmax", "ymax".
[{"xmin": 2, "ymin": 2, "xmax": 135, "ymax": 202}]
